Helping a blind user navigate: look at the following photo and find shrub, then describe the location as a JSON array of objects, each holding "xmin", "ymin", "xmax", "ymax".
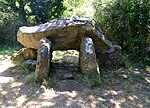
[
  {"xmin": 94, "ymin": 0, "xmax": 149, "ymax": 64},
  {"xmin": 0, "ymin": 16, "xmax": 23, "ymax": 45}
]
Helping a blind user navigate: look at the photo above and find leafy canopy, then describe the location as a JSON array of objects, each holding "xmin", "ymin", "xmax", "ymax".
[{"xmin": 0, "ymin": 0, "xmax": 66, "ymax": 25}]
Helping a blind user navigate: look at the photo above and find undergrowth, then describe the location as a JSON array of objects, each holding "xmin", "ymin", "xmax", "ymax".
[
  {"xmin": 0, "ymin": 45, "xmax": 21, "ymax": 56},
  {"xmin": 25, "ymin": 72, "xmax": 35, "ymax": 85}
]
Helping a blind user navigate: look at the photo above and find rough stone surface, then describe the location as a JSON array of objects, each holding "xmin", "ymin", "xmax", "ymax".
[
  {"xmin": 80, "ymin": 37, "xmax": 100, "ymax": 75},
  {"xmin": 61, "ymin": 72, "xmax": 74, "ymax": 80},
  {"xmin": 17, "ymin": 16, "xmax": 113, "ymax": 51},
  {"xmin": 25, "ymin": 60, "xmax": 37, "ymax": 70},
  {"xmin": 11, "ymin": 48, "xmax": 37, "ymax": 61},
  {"xmin": 35, "ymin": 38, "xmax": 52, "ymax": 82},
  {"xmin": 96, "ymin": 45, "xmax": 122, "ymax": 67},
  {"xmin": 16, "ymin": 16, "xmax": 122, "ymax": 76}
]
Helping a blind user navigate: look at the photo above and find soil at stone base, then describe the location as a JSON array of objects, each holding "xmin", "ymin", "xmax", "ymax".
[{"xmin": 0, "ymin": 50, "xmax": 150, "ymax": 108}]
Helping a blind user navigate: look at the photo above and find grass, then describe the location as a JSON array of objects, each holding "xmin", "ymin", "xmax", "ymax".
[
  {"xmin": 76, "ymin": 74, "xmax": 105, "ymax": 87},
  {"xmin": 25, "ymin": 72, "xmax": 35, "ymax": 85},
  {"xmin": 79, "ymin": 65, "xmax": 147, "ymax": 88},
  {"xmin": 52, "ymin": 50, "xmax": 79, "ymax": 66},
  {"xmin": 42, "ymin": 77, "xmax": 55, "ymax": 87},
  {"xmin": 0, "ymin": 45, "xmax": 147, "ymax": 85},
  {"xmin": 0, "ymin": 45, "xmax": 149, "ymax": 107},
  {"xmin": 0, "ymin": 45, "xmax": 21, "ymax": 56},
  {"xmin": 0, "ymin": 45, "xmax": 21, "ymax": 61},
  {"xmin": 83, "ymin": 74, "xmax": 101, "ymax": 87}
]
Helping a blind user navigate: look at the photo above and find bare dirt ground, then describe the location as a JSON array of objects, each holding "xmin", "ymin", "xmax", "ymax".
[{"xmin": 0, "ymin": 50, "xmax": 150, "ymax": 108}]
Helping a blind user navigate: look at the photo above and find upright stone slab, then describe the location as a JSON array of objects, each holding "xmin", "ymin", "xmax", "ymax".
[
  {"xmin": 35, "ymin": 38, "xmax": 52, "ymax": 82},
  {"xmin": 80, "ymin": 37, "xmax": 100, "ymax": 75}
]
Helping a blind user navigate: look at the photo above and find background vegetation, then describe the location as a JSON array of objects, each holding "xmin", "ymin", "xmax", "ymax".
[
  {"xmin": 94, "ymin": 0, "xmax": 149, "ymax": 64},
  {"xmin": 0, "ymin": 0, "xmax": 149, "ymax": 65}
]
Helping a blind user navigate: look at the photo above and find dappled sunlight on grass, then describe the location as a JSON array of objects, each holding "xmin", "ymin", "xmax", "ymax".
[
  {"xmin": 26, "ymin": 88, "xmax": 79, "ymax": 107},
  {"xmin": 0, "ymin": 46, "xmax": 150, "ymax": 107},
  {"xmin": 0, "ymin": 45, "xmax": 20, "ymax": 56}
]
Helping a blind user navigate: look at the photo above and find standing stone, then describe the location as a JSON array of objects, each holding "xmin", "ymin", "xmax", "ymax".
[
  {"xmin": 80, "ymin": 37, "xmax": 100, "ymax": 75},
  {"xmin": 35, "ymin": 38, "xmax": 52, "ymax": 82}
]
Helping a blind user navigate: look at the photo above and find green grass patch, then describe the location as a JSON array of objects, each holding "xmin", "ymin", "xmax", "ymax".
[
  {"xmin": 128, "ymin": 73, "xmax": 145, "ymax": 83},
  {"xmin": 25, "ymin": 72, "xmax": 35, "ymax": 85},
  {"xmin": 0, "ymin": 45, "xmax": 21, "ymax": 56},
  {"xmin": 112, "ymin": 67, "xmax": 145, "ymax": 84},
  {"xmin": 82, "ymin": 74, "xmax": 101, "ymax": 87},
  {"xmin": 15, "ymin": 60, "xmax": 31, "ymax": 73},
  {"xmin": 42, "ymin": 77, "xmax": 55, "ymax": 87}
]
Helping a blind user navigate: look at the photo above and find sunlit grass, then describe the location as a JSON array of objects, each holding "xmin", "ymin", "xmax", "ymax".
[
  {"xmin": 0, "ymin": 45, "xmax": 21, "ymax": 59},
  {"xmin": 25, "ymin": 72, "xmax": 35, "ymax": 85},
  {"xmin": 52, "ymin": 50, "xmax": 79, "ymax": 66},
  {"xmin": 42, "ymin": 77, "xmax": 55, "ymax": 87}
]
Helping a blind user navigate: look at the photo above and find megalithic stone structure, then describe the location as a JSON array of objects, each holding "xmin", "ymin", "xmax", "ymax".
[
  {"xmin": 16, "ymin": 16, "xmax": 122, "ymax": 82},
  {"xmin": 35, "ymin": 38, "xmax": 52, "ymax": 82},
  {"xmin": 80, "ymin": 37, "xmax": 100, "ymax": 75},
  {"xmin": 17, "ymin": 16, "xmax": 115, "ymax": 51}
]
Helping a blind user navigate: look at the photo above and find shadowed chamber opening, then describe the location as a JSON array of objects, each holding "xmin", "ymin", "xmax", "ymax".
[
  {"xmin": 52, "ymin": 50, "xmax": 79, "ymax": 66},
  {"xmin": 50, "ymin": 50, "xmax": 87, "ymax": 91},
  {"xmin": 51, "ymin": 50, "xmax": 80, "ymax": 74}
]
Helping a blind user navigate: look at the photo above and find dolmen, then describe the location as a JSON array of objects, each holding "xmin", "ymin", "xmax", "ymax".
[{"xmin": 13, "ymin": 16, "xmax": 121, "ymax": 82}]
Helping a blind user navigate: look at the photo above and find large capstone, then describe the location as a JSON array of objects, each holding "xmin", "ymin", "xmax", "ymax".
[
  {"xmin": 17, "ymin": 16, "xmax": 113, "ymax": 51},
  {"xmin": 80, "ymin": 37, "xmax": 100, "ymax": 75},
  {"xmin": 35, "ymin": 38, "xmax": 52, "ymax": 82}
]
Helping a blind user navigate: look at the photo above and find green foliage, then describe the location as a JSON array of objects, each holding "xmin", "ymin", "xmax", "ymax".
[
  {"xmin": 0, "ymin": 16, "xmax": 23, "ymax": 45},
  {"xmin": 63, "ymin": 0, "xmax": 95, "ymax": 17},
  {"xmin": 63, "ymin": 0, "xmax": 84, "ymax": 16},
  {"xmin": 0, "ymin": 0, "xmax": 28, "ymax": 25},
  {"xmin": 94, "ymin": 0, "xmax": 115, "ymax": 26},
  {"xmin": 117, "ymin": 67, "xmax": 145, "ymax": 83},
  {"xmin": 94, "ymin": 0, "xmax": 149, "ymax": 63},
  {"xmin": 25, "ymin": 72, "xmax": 35, "ymax": 85},
  {"xmin": 0, "ymin": 0, "xmax": 66, "ymax": 25},
  {"xmin": 0, "ymin": 45, "xmax": 20, "ymax": 55},
  {"xmin": 29, "ymin": 0, "xmax": 66, "ymax": 24},
  {"xmin": 0, "ymin": 0, "xmax": 66, "ymax": 45},
  {"xmin": 83, "ymin": 74, "xmax": 101, "ymax": 87},
  {"xmin": 42, "ymin": 77, "xmax": 54, "ymax": 87},
  {"xmin": 0, "ymin": 0, "xmax": 24, "ymax": 45}
]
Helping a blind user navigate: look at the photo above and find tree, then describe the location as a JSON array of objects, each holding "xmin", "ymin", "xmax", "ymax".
[
  {"xmin": 29, "ymin": 0, "xmax": 66, "ymax": 24},
  {"xmin": 0, "ymin": 0, "xmax": 28, "ymax": 25},
  {"xmin": 63, "ymin": 0, "xmax": 95, "ymax": 17},
  {"xmin": 0, "ymin": 0, "xmax": 66, "ymax": 45},
  {"xmin": 0, "ymin": 0, "xmax": 66, "ymax": 25},
  {"xmin": 94, "ymin": 0, "xmax": 149, "ymax": 61}
]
